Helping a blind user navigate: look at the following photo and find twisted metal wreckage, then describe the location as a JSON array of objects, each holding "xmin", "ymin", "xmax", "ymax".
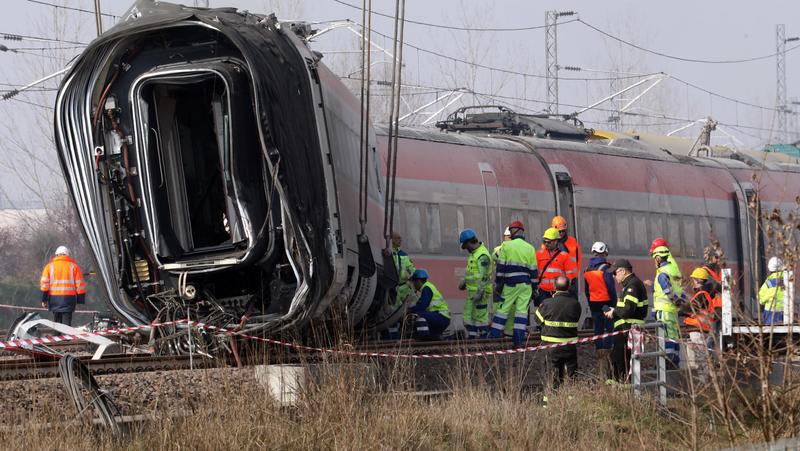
[{"xmin": 53, "ymin": 0, "xmax": 398, "ymax": 355}]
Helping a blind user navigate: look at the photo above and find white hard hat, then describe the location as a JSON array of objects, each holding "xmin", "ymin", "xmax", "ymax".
[
  {"xmin": 55, "ymin": 246, "xmax": 70, "ymax": 256},
  {"xmin": 591, "ymin": 241, "xmax": 608, "ymax": 254},
  {"xmin": 768, "ymin": 256, "xmax": 783, "ymax": 272},
  {"xmin": 503, "ymin": 227, "xmax": 511, "ymax": 237}
]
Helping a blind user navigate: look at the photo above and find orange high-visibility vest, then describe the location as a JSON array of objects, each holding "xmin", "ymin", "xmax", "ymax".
[
  {"xmin": 702, "ymin": 265, "xmax": 721, "ymax": 283},
  {"xmin": 584, "ymin": 263, "xmax": 612, "ymax": 302},
  {"xmin": 536, "ymin": 247, "xmax": 578, "ymax": 293},
  {"xmin": 562, "ymin": 235, "xmax": 582, "ymax": 273},
  {"xmin": 40, "ymin": 256, "xmax": 86, "ymax": 296},
  {"xmin": 684, "ymin": 291, "xmax": 721, "ymax": 332}
]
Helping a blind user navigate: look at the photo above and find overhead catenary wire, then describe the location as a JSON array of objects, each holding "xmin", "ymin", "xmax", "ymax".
[
  {"xmin": 577, "ymin": 18, "xmax": 800, "ymax": 64},
  {"xmin": 24, "ymin": 0, "xmax": 119, "ymax": 19},
  {"xmin": 330, "ymin": 0, "xmax": 576, "ymax": 32},
  {"xmin": 382, "ymin": 0, "xmax": 406, "ymax": 245},
  {"xmin": 1, "ymin": 31, "xmax": 87, "ymax": 46}
]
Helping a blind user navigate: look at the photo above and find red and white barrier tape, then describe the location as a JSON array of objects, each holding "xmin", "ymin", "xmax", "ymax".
[
  {"xmin": 0, "ymin": 319, "xmax": 628, "ymax": 360},
  {"xmin": 0, "ymin": 319, "xmax": 186, "ymax": 350},
  {"xmin": 0, "ymin": 303, "xmax": 98, "ymax": 314}
]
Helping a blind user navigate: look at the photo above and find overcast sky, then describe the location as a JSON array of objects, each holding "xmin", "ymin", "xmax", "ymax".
[{"xmin": 0, "ymin": 0, "xmax": 798, "ymax": 203}]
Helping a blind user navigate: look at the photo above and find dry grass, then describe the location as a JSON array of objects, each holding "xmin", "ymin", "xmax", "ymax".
[{"xmin": 0, "ymin": 360, "xmax": 734, "ymax": 451}]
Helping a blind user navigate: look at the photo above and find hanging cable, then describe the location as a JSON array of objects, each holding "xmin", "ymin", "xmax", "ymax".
[
  {"xmin": 382, "ymin": 0, "xmax": 406, "ymax": 246},
  {"xmin": 357, "ymin": 0, "xmax": 373, "ymax": 237},
  {"xmin": 330, "ymin": 0, "xmax": 575, "ymax": 32},
  {"xmin": 1, "ymin": 31, "xmax": 87, "ymax": 45},
  {"xmin": 578, "ymin": 18, "xmax": 800, "ymax": 64},
  {"xmin": 24, "ymin": 0, "xmax": 119, "ymax": 18}
]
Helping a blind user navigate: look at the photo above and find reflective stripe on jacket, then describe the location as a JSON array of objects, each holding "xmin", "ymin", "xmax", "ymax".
[
  {"xmin": 534, "ymin": 292, "xmax": 582, "ymax": 342},
  {"xmin": 653, "ymin": 262, "xmax": 683, "ymax": 313},
  {"xmin": 413, "ymin": 281, "xmax": 450, "ymax": 318},
  {"xmin": 684, "ymin": 291, "xmax": 716, "ymax": 332},
  {"xmin": 612, "ymin": 273, "xmax": 649, "ymax": 329},
  {"xmin": 392, "ymin": 249, "xmax": 415, "ymax": 286},
  {"xmin": 465, "ymin": 243, "xmax": 493, "ymax": 301},
  {"xmin": 759, "ymin": 271, "xmax": 785, "ymax": 312},
  {"xmin": 560, "ymin": 235, "xmax": 582, "ymax": 272},
  {"xmin": 495, "ymin": 237, "xmax": 537, "ymax": 287},
  {"xmin": 40, "ymin": 256, "xmax": 86, "ymax": 296},
  {"xmin": 536, "ymin": 247, "xmax": 577, "ymax": 293}
]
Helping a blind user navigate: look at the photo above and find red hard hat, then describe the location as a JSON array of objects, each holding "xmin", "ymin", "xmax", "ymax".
[
  {"xmin": 650, "ymin": 237, "xmax": 669, "ymax": 254},
  {"xmin": 508, "ymin": 220, "xmax": 524, "ymax": 231}
]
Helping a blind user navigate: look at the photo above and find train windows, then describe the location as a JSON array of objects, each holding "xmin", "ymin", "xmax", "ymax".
[
  {"xmin": 713, "ymin": 217, "xmax": 733, "ymax": 259},
  {"xmin": 682, "ymin": 216, "xmax": 698, "ymax": 258},
  {"xmin": 426, "ymin": 204, "xmax": 442, "ymax": 253},
  {"xmin": 615, "ymin": 212, "xmax": 631, "ymax": 253},
  {"xmin": 528, "ymin": 211, "xmax": 546, "ymax": 239},
  {"xmin": 649, "ymin": 213, "xmax": 666, "ymax": 242},
  {"xmin": 578, "ymin": 208, "xmax": 595, "ymax": 252},
  {"xmin": 666, "ymin": 216, "xmax": 681, "ymax": 257},
  {"xmin": 403, "ymin": 202, "xmax": 422, "ymax": 252},
  {"xmin": 597, "ymin": 210, "xmax": 614, "ymax": 251},
  {"xmin": 632, "ymin": 214, "xmax": 648, "ymax": 252},
  {"xmin": 463, "ymin": 205, "xmax": 486, "ymax": 244},
  {"xmin": 439, "ymin": 203, "xmax": 460, "ymax": 254}
]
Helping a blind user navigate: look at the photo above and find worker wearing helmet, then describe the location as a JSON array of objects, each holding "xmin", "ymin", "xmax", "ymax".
[
  {"xmin": 651, "ymin": 245, "xmax": 686, "ymax": 366},
  {"xmin": 408, "ymin": 269, "xmax": 451, "ymax": 340},
  {"xmin": 492, "ymin": 227, "xmax": 513, "ymax": 337},
  {"xmin": 683, "ymin": 267, "xmax": 722, "ymax": 382},
  {"xmin": 684, "ymin": 268, "xmax": 721, "ymax": 333},
  {"xmin": 759, "ymin": 257, "xmax": 786, "ymax": 325},
  {"xmin": 489, "ymin": 220, "xmax": 538, "ymax": 346},
  {"xmin": 536, "ymin": 227, "xmax": 578, "ymax": 305},
  {"xmin": 458, "ymin": 228, "xmax": 493, "ymax": 339},
  {"xmin": 583, "ymin": 241, "xmax": 616, "ymax": 378},
  {"xmin": 39, "ymin": 246, "xmax": 87, "ymax": 326},
  {"xmin": 385, "ymin": 232, "xmax": 416, "ymax": 339},
  {"xmin": 650, "ymin": 237, "xmax": 679, "ymax": 273},
  {"xmin": 551, "ymin": 215, "xmax": 582, "ymax": 272}
]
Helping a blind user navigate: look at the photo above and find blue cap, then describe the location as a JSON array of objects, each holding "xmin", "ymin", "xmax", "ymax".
[
  {"xmin": 459, "ymin": 228, "xmax": 477, "ymax": 245},
  {"xmin": 411, "ymin": 269, "xmax": 429, "ymax": 280}
]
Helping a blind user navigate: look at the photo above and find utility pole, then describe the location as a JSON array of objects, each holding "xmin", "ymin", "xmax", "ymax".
[
  {"xmin": 776, "ymin": 24, "xmax": 799, "ymax": 144},
  {"xmin": 94, "ymin": 0, "xmax": 103, "ymax": 36},
  {"xmin": 544, "ymin": 11, "xmax": 575, "ymax": 115}
]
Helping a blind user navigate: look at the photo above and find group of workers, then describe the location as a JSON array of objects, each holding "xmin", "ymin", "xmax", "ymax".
[{"xmin": 388, "ymin": 215, "xmax": 790, "ymax": 385}]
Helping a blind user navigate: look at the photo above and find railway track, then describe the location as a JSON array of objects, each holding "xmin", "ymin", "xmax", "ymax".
[{"xmin": 0, "ymin": 329, "xmax": 601, "ymax": 381}]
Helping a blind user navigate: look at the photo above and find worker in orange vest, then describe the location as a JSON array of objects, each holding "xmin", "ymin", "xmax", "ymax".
[
  {"xmin": 39, "ymin": 246, "xmax": 87, "ymax": 326},
  {"xmin": 551, "ymin": 215, "xmax": 581, "ymax": 272},
  {"xmin": 683, "ymin": 267, "xmax": 722, "ymax": 381},
  {"xmin": 535, "ymin": 227, "xmax": 578, "ymax": 305}
]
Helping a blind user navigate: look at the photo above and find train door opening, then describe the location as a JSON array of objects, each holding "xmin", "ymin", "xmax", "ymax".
[
  {"xmin": 555, "ymin": 171, "xmax": 577, "ymax": 237},
  {"xmin": 479, "ymin": 162, "xmax": 501, "ymax": 242},
  {"xmin": 743, "ymin": 187, "xmax": 765, "ymax": 314}
]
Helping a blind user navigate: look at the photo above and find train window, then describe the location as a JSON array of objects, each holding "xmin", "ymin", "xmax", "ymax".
[
  {"xmin": 439, "ymin": 204, "xmax": 460, "ymax": 254},
  {"xmin": 578, "ymin": 208, "xmax": 595, "ymax": 252},
  {"xmin": 649, "ymin": 213, "xmax": 666, "ymax": 242},
  {"xmin": 426, "ymin": 204, "xmax": 442, "ymax": 253},
  {"xmin": 713, "ymin": 217, "xmax": 733, "ymax": 258},
  {"xmin": 404, "ymin": 202, "xmax": 422, "ymax": 252},
  {"xmin": 528, "ymin": 211, "xmax": 546, "ymax": 239},
  {"xmin": 598, "ymin": 210, "xmax": 614, "ymax": 251},
  {"xmin": 463, "ymin": 205, "xmax": 486, "ymax": 243},
  {"xmin": 615, "ymin": 213, "xmax": 631, "ymax": 253},
  {"xmin": 666, "ymin": 216, "xmax": 681, "ymax": 257},
  {"xmin": 682, "ymin": 216, "xmax": 698, "ymax": 258},
  {"xmin": 632, "ymin": 214, "xmax": 648, "ymax": 252}
]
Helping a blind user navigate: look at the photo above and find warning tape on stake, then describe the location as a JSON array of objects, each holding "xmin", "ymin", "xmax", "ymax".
[{"xmin": 0, "ymin": 319, "xmax": 628, "ymax": 360}]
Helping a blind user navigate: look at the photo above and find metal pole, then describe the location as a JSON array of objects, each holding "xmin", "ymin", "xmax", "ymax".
[
  {"xmin": 777, "ymin": 24, "xmax": 787, "ymax": 143},
  {"xmin": 544, "ymin": 11, "xmax": 558, "ymax": 114},
  {"xmin": 94, "ymin": 0, "xmax": 103, "ymax": 36},
  {"xmin": 657, "ymin": 323, "xmax": 667, "ymax": 406}
]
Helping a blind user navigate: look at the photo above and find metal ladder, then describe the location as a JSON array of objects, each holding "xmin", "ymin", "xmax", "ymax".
[{"xmin": 630, "ymin": 322, "xmax": 668, "ymax": 407}]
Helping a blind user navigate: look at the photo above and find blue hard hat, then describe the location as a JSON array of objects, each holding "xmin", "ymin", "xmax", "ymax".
[
  {"xmin": 411, "ymin": 269, "xmax": 429, "ymax": 280},
  {"xmin": 459, "ymin": 228, "xmax": 477, "ymax": 245}
]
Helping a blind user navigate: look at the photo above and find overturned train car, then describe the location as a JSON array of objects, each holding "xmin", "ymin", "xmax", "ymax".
[{"xmin": 54, "ymin": 2, "xmax": 395, "ymax": 334}]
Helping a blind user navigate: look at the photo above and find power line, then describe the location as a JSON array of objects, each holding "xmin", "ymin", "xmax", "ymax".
[
  {"xmin": 1, "ymin": 31, "xmax": 87, "ymax": 46},
  {"xmin": 23, "ymin": 0, "xmax": 118, "ymax": 19},
  {"xmin": 329, "ymin": 0, "xmax": 574, "ymax": 32},
  {"xmin": 331, "ymin": 20, "xmax": 653, "ymax": 82},
  {"xmin": 578, "ymin": 18, "xmax": 800, "ymax": 64},
  {"xmin": 668, "ymin": 75, "xmax": 779, "ymax": 112}
]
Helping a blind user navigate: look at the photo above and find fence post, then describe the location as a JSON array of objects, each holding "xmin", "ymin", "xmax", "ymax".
[
  {"xmin": 721, "ymin": 268, "xmax": 733, "ymax": 337},
  {"xmin": 784, "ymin": 271, "xmax": 795, "ymax": 325},
  {"xmin": 631, "ymin": 326, "xmax": 642, "ymax": 396},
  {"xmin": 657, "ymin": 322, "xmax": 667, "ymax": 407}
]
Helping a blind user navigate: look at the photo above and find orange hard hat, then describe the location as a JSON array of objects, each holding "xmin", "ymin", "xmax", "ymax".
[{"xmin": 551, "ymin": 215, "xmax": 568, "ymax": 231}]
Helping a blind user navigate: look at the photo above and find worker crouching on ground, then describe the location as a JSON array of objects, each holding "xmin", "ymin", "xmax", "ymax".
[
  {"xmin": 534, "ymin": 275, "xmax": 582, "ymax": 388},
  {"xmin": 39, "ymin": 246, "xmax": 86, "ymax": 326},
  {"xmin": 584, "ymin": 241, "xmax": 616, "ymax": 380},
  {"xmin": 408, "ymin": 269, "xmax": 451, "ymax": 340},
  {"xmin": 489, "ymin": 220, "xmax": 537, "ymax": 347},
  {"xmin": 604, "ymin": 259, "xmax": 648, "ymax": 383},
  {"xmin": 650, "ymin": 245, "xmax": 685, "ymax": 367},
  {"xmin": 759, "ymin": 257, "xmax": 786, "ymax": 325},
  {"xmin": 458, "ymin": 228, "xmax": 493, "ymax": 339}
]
